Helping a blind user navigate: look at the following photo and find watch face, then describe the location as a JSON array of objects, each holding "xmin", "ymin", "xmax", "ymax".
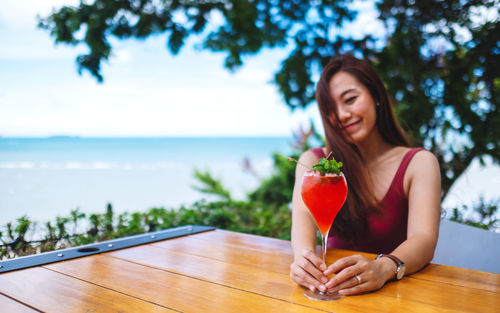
[{"xmin": 396, "ymin": 265, "xmax": 406, "ymax": 280}]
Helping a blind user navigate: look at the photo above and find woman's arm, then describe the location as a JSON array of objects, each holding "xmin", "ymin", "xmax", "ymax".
[
  {"xmin": 324, "ymin": 150, "xmax": 442, "ymax": 295},
  {"xmin": 290, "ymin": 150, "xmax": 329, "ymax": 292},
  {"xmin": 386, "ymin": 150, "xmax": 442, "ymax": 273},
  {"xmin": 291, "ymin": 151, "xmax": 319, "ymax": 254}
]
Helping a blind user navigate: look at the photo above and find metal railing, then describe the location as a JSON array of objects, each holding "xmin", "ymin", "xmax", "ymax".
[{"xmin": 0, "ymin": 225, "xmax": 215, "ymax": 273}]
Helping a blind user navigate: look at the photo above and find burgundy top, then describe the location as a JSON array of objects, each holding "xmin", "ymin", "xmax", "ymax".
[{"xmin": 310, "ymin": 147, "xmax": 425, "ymax": 254}]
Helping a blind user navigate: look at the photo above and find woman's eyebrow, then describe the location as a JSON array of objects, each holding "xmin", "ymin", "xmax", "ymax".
[{"xmin": 340, "ymin": 88, "xmax": 358, "ymax": 98}]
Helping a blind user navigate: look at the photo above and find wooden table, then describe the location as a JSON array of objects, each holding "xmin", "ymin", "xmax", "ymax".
[{"xmin": 1, "ymin": 228, "xmax": 499, "ymax": 312}]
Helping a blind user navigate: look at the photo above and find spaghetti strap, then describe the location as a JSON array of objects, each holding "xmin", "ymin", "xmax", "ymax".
[
  {"xmin": 310, "ymin": 147, "xmax": 326, "ymax": 159},
  {"xmin": 388, "ymin": 147, "xmax": 425, "ymax": 197},
  {"xmin": 394, "ymin": 148, "xmax": 425, "ymax": 180}
]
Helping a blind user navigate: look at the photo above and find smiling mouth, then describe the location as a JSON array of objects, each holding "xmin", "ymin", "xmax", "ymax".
[{"xmin": 343, "ymin": 120, "xmax": 361, "ymax": 130}]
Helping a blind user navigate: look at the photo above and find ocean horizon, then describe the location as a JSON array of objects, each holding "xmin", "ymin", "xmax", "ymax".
[
  {"xmin": 1, "ymin": 136, "xmax": 499, "ymax": 227},
  {"xmin": 0, "ymin": 136, "xmax": 294, "ymax": 226}
]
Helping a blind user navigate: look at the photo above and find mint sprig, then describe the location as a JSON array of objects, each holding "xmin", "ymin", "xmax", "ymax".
[{"xmin": 312, "ymin": 157, "xmax": 343, "ymax": 175}]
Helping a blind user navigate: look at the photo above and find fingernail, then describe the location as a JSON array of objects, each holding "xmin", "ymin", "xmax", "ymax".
[
  {"xmin": 321, "ymin": 277, "xmax": 328, "ymax": 284},
  {"xmin": 319, "ymin": 285, "xmax": 326, "ymax": 292},
  {"xmin": 339, "ymin": 290, "xmax": 346, "ymax": 295}
]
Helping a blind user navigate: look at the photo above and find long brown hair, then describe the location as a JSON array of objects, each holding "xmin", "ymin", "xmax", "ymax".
[{"xmin": 316, "ymin": 54, "xmax": 409, "ymax": 241}]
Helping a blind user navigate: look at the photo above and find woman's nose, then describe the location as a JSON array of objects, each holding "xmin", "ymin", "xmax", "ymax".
[{"xmin": 337, "ymin": 105, "xmax": 351, "ymax": 121}]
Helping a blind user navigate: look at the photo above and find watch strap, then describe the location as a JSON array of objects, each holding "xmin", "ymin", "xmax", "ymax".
[{"xmin": 376, "ymin": 254, "xmax": 405, "ymax": 279}]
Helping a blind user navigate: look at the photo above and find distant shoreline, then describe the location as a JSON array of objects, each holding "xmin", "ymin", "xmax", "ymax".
[{"xmin": 0, "ymin": 135, "xmax": 292, "ymax": 139}]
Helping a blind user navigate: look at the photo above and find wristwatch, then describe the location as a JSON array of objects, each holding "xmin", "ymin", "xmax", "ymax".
[{"xmin": 376, "ymin": 254, "xmax": 406, "ymax": 280}]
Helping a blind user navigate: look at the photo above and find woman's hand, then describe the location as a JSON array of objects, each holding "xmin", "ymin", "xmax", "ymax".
[
  {"xmin": 324, "ymin": 255, "xmax": 393, "ymax": 295},
  {"xmin": 290, "ymin": 249, "xmax": 329, "ymax": 293}
]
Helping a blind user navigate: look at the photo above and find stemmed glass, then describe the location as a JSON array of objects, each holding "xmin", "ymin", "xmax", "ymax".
[{"xmin": 301, "ymin": 170, "xmax": 348, "ymax": 301}]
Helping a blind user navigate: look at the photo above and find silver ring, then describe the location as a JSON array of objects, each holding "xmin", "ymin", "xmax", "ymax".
[{"xmin": 355, "ymin": 274, "xmax": 362, "ymax": 285}]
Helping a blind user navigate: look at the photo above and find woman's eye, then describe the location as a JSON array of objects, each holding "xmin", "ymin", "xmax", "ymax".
[{"xmin": 346, "ymin": 96, "xmax": 357, "ymax": 103}]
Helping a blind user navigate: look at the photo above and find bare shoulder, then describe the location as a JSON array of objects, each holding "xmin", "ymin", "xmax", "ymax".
[
  {"xmin": 403, "ymin": 149, "xmax": 441, "ymax": 198},
  {"xmin": 293, "ymin": 148, "xmax": 325, "ymax": 186},
  {"xmin": 297, "ymin": 148, "xmax": 324, "ymax": 167},
  {"xmin": 411, "ymin": 149, "xmax": 439, "ymax": 167},
  {"xmin": 407, "ymin": 149, "xmax": 441, "ymax": 179}
]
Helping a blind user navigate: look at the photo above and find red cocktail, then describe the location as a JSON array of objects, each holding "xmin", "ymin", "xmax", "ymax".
[
  {"xmin": 301, "ymin": 172, "xmax": 348, "ymax": 236},
  {"xmin": 301, "ymin": 171, "xmax": 348, "ymax": 300}
]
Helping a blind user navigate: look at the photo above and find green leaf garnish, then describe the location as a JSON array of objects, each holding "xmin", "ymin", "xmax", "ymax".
[{"xmin": 312, "ymin": 157, "xmax": 343, "ymax": 175}]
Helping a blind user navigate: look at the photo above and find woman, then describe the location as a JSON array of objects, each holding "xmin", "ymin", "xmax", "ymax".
[{"xmin": 290, "ymin": 54, "xmax": 441, "ymax": 296}]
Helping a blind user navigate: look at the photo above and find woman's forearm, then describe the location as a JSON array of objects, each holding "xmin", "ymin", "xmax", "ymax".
[
  {"xmin": 291, "ymin": 209, "xmax": 318, "ymax": 257},
  {"xmin": 390, "ymin": 232, "xmax": 438, "ymax": 275}
]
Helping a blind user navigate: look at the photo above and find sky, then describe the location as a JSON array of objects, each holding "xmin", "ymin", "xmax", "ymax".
[{"xmin": 0, "ymin": 0, "xmax": 384, "ymax": 138}]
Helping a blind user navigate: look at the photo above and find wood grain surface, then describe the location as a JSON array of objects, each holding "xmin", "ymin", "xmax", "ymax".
[
  {"xmin": 1, "ymin": 229, "xmax": 499, "ymax": 313},
  {"xmin": 0, "ymin": 265, "xmax": 175, "ymax": 312},
  {"xmin": 0, "ymin": 293, "xmax": 40, "ymax": 313}
]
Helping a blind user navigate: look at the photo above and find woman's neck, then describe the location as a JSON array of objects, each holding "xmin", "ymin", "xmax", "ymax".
[{"xmin": 356, "ymin": 130, "xmax": 393, "ymax": 163}]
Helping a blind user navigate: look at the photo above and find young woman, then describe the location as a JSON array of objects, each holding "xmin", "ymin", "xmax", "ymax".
[{"xmin": 290, "ymin": 54, "xmax": 441, "ymax": 296}]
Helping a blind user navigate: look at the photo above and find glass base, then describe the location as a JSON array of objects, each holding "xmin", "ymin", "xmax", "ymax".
[{"xmin": 303, "ymin": 289, "xmax": 343, "ymax": 301}]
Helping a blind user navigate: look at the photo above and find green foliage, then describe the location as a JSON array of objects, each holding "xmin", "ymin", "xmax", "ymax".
[
  {"xmin": 312, "ymin": 157, "xmax": 343, "ymax": 175},
  {"xmin": 248, "ymin": 153, "xmax": 297, "ymax": 208},
  {"xmin": 192, "ymin": 170, "xmax": 231, "ymax": 201},
  {"xmin": 447, "ymin": 197, "xmax": 500, "ymax": 231},
  {"xmin": 37, "ymin": 0, "xmax": 354, "ymax": 82},
  {"xmin": 371, "ymin": 1, "xmax": 500, "ymax": 199}
]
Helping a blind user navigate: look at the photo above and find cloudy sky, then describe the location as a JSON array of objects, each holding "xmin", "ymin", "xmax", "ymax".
[{"xmin": 0, "ymin": 0, "xmax": 385, "ymax": 137}]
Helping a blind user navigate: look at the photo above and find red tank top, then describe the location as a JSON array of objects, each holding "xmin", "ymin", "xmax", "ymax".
[{"xmin": 310, "ymin": 147, "xmax": 424, "ymax": 254}]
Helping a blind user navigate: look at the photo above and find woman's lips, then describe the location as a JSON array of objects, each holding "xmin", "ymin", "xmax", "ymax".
[{"xmin": 343, "ymin": 119, "xmax": 361, "ymax": 131}]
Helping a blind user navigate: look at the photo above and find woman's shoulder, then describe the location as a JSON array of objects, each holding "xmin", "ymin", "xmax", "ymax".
[
  {"xmin": 395, "ymin": 147, "xmax": 440, "ymax": 196},
  {"xmin": 405, "ymin": 147, "xmax": 440, "ymax": 178},
  {"xmin": 407, "ymin": 147, "xmax": 438, "ymax": 165},
  {"xmin": 392, "ymin": 146, "xmax": 436, "ymax": 162},
  {"xmin": 298, "ymin": 147, "xmax": 326, "ymax": 165}
]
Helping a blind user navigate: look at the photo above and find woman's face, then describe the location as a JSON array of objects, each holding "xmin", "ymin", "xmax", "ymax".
[{"xmin": 328, "ymin": 71, "xmax": 378, "ymax": 144}]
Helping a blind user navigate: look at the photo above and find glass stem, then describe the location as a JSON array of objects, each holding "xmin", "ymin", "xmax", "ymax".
[{"xmin": 321, "ymin": 230, "xmax": 329, "ymax": 265}]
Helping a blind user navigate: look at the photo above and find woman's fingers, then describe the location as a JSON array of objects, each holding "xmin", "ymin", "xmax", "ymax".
[
  {"xmin": 293, "ymin": 250, "xmax": 328, "ymax": 284},
  {"xmin": 290, "ymin": 263, "xmax": 327, "ymax": 292},
  {"xmin": 325, "ymin": 255, "xmax": 387, "ymax": 296},
  {"xmin": 327, "ymin": 274, "xmax": 366, "ymax": 294},
  {"xmin": 324, "ymin": 255, "xmax": 365, "ymax": 288},
  {"xmin": 291, "ymin": 251, "xmax": 388, "ymax": 296},
  {"xmin": 338, "ymin": 282, "xmax": 368, "ymax": 296},
  {"xmin": 290, "ymin": 250, "xmax": 328, "ymax": 292},
  {"xmin": 324, "ymin": 255, "xmax": 359, "ymax": 276},
  {"xmin": 302, "ymin": 249, "xmax": 327, "ymax": 272},
  {"xmin": 300, "ymin": 250, "xmax": 328, "ymax": 281}
]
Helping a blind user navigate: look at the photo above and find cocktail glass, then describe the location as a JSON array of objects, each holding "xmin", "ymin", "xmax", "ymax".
[{"xmin": 301, "ymin": 171, "xmax": 348, "ymax": 301}]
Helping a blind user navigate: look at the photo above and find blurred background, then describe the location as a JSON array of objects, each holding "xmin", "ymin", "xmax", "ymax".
[{"xmin": 0, "ymin": 0, "xmax": 498, "ymax": 256}]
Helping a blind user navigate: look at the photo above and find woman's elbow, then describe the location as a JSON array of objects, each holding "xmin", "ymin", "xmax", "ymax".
[{"xmin": 423, "ymin": 233, "xmax": 439, "ymax": 263}]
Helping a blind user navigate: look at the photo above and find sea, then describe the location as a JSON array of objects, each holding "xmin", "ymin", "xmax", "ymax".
[
  {"xmin": 0, "ymin": 137, "xmax": 293, "ymax": 226},
  {"xmin": 1, "ymin": 137, "xmax": 499, "ymax": 227}
]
